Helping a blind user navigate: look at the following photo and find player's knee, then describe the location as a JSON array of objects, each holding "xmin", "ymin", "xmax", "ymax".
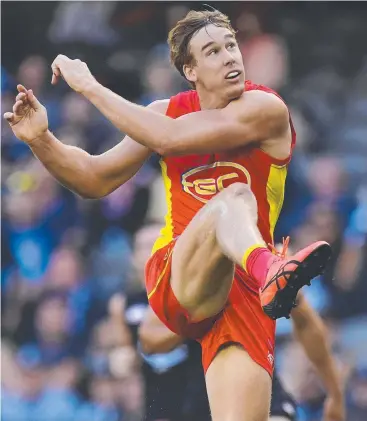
[
  {"xmin": 219, "ymin": 182, "xmax": 257, "ymax": 208},
  {"xmin": 222, "ymin": 182, "xmax": 251, "ymax": 197}
]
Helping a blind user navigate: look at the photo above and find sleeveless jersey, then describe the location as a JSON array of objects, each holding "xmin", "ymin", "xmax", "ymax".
[{"xmin": 152, "ymin": 81, "xmax": 296, "ymax": 270}]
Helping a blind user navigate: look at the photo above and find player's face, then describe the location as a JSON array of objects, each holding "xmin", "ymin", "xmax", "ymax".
[{"xmin": 185, "ymin": 24, "xmax": 245, "ymax": 100}]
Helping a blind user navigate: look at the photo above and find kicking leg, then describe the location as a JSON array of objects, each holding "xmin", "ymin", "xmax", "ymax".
[
  {"xmin": 171, "ymin": 182, "xmax": 264, "ymax": 321},
  {"xmin": 206, "ymin": 344, "xmax": 272, "ymax": 421},
  {"xmin": 171, "ymin": 182, "xmax": 331, "ymax": 322}
]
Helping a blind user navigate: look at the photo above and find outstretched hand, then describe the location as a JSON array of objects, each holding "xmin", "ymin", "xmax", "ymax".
[
  {"xmin": 3, "ymin": 84, "xmax": 48, "ymax": 144},
  {"xmin": 51, "ymin": 54, "xmax": 97, "ymax": 94}
]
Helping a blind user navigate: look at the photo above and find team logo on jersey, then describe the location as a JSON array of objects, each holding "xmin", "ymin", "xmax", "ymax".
[{"xmin": 181, "ymin": 161, "xmax": 251, "ymax": 203}]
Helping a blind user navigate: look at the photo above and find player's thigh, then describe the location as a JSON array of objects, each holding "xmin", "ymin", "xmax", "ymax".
[
  {"xmin": 171, "ymin": 197, "xmax": 234, "ymax": 314},
  {"xmin": 206, "ymin": 344, "xmax": 272, "ymax": 421}
]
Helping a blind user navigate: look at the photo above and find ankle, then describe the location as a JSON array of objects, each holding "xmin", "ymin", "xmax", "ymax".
[{"xmin": 242, "ymin": 246, "xmax": 274, "ymax": 288}]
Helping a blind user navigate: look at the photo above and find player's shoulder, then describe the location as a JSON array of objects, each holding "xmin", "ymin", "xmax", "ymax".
[
  {"xmin": 148, "ymin": 90, "xmax": 197, "ymax": 115},
  {"xmin": 169, "ymin": 89, "xmax": 197, "ymax": 101},
  {"xmin": 243, "ymin": 81, "xmax": 285, "ymax": 104},
  {"xmin": 244, "ymin": 80, "xmax": 283, "ymax": 98},
  {"xmin": 148, "ymin": 99, "xmax": 170, "ymax": 114},
  {"xmin": 242, "ymin": 88, "xmax": 287, "ymax": 111},
  {"xmin": 242, "ymin": 80, "xmax": 287, "ymax": 107},
  {"xmin": 147, "ymin": 99, "xmax": 169, "ymax": 114},
  {"xmin": 228, "ymin": 81, "xmax": 288, "ymax": 122}
]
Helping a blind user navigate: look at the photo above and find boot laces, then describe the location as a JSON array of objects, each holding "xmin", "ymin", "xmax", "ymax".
[{"xmin": 268, "ymin": 236, "xmax": 290, "ymax": 259}]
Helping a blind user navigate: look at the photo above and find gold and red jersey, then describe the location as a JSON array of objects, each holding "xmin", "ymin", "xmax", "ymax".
[{"xmin": 153, "ymin": 81, "xmax": 296, "ymax": 270}]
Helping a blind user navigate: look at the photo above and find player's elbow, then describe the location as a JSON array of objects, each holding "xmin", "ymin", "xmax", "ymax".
[
  {"xmin": 271, "ymin": 98, "xmax": 290, "ymax": 136},
  {"xmin": 154, "ymin": 127, "xmax": 184, "ymax": 156},
  {"xmin": 154, "ymin": 136, "xmax": 177, "ymax": 156},
  {"xmin": 75, "ymin": 183, "xmax": 108, "ymax": 199},
  {"xmin": 77, "ymin": 189, "xmax": 100, "ymax": 199}
]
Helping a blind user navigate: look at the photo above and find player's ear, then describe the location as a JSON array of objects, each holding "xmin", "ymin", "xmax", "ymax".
[{"xmin": 183, "ymin": 64, "xmax": 197, "ymax": 84}]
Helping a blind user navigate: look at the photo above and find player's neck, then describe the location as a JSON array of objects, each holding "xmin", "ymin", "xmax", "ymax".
[{"xmin": 196, "ymin": 86, "xmax": 230, "ymax": 110}]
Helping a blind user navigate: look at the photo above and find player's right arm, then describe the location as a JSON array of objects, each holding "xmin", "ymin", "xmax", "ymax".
[
  {"xmin": 3, "ymin": 85, "xmax": 167, "ymax": 199},
  {"xmin": 138, "ymin": 306, "xmax": 184, "ymax": 354}
]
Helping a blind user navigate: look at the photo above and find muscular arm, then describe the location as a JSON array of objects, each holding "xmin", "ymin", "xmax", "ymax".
[
  {"xmin": 83, "ymin": 82, "xmax": 290, "ymax": 156},
  {"xmin": 29, "ymin": 100, "xmax": 168, "ymax": 198},
  {"xmin": 291, "ymin": 294, "xmax": 343, "ymax": 399},
  {"xmin": 138, "ymin": 307, "xmax": 184, "ymax": 354}
]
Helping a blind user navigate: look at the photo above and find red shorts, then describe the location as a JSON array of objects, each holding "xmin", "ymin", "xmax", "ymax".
[{"xmin": 145, "ymin": 240, "xmax": 276, "ymax": 377}]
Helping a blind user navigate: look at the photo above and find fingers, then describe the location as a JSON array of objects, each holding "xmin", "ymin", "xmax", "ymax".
[
  {"xmin": 3, "ymin": 87, "xmax": 27, "ymax": 123},
  {"xmin": 51, "ymin": 69, "xmax": 60, "ymax": 85},
  {"xmin": 14, "ymin": 90, "xmax": 40, "ymax": 111},
  {"xmin": 13, "ymin": 100, "xmax": 24, "ymax": 115},
  {"xmin": 27, "ymin": 89, "xmax": 41, "ymax": 110},
  {"xmin": 3, "ymin": 85, "xmax": 39, "ymax": 124},
  {"xmin": 51, "ymin": 54, "xmax": 68, "ymax": 85},
  {"xmin": 17, "ymin": 84, "xmax": 27, "ymax": 93},
  {"xmin": 51, "ymin": 63, "xmax": 61, "ymax": 85},
  {"xmin": 51, "ymin": 59, "xmax": 61, "ymax": 85},
  {"xmin": 16, "ymin": 92, "xmax": 27, "ymax": 102},
  {"xmin": 3, "ymin": 112, "xmax": 14, "ymax": 123}
]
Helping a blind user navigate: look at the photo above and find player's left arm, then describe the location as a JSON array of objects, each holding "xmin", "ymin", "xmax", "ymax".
[
  {"xmin": 51, "ymin": 55, "xmax": 290, "ymax": 156},
  {"xmin": 291, "ymin": 293, "xmax": 345, "ymax": 421},
  {"xmin": 138, "ymin": 306, "xmax": 184, "ymax": 354}
]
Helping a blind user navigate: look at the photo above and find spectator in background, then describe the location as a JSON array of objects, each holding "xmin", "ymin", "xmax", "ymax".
[
  {"xmin": 76, "ymin": 374, "xmax": 121, "ymax": 421},
  {"xmin": 139, "ymin": 44, "xmax": 183, "ymax": 106},
  {"xmin": 57, "ymin": 91, "xmax": 119, "ymax": 157},
  {"xmin": 276, "ymin": 156, "xmax": 356, "ymax": 243},
  {"xmin": 236, "ymin": 12, "xmax": 289, "ymax": 91},
  {"xmin": 3, "ymin": 163, "xmax": 80, "ymax": 284},
  {"xmin": 329, "ymin": 185, "xmax": 367, "ymax": 319},
  {"xmin": 48, "ymin": 1, "xmax": 118, "ymax": 45},
  {"xmin": 17, "ymin": 56, "xmax": 47, "ymax": 97},
  {"xmin": 87, "ymin": 227, "xmax": 133, "ymax": 304},
  {"xmin": 2, "ymin": 340, "xmax": 79, "ymax": 421},
  {"xmin": 82, "ymin": 297, "xmax": 141, "ymax": 420},
  {"xmin": 306, "ymin": 157, "xmax": 356, "ymax": 227},
  {"xmin": 19, "ymin": 290, "xmax": 83, "ymax": 365},
  {"xmin": 45, "ymin": 247, "xmax": 93, "ymax": 339}
]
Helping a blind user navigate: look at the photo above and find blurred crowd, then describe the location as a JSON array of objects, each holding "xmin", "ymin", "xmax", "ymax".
[{"xmin": 1, "ymin": 2, "xmax": 367, "ymax": 421}]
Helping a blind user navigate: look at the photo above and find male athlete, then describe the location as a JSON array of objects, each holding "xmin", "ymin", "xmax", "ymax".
[
  {"xmin": 5, "ymin": 9, "xmax": 332, "ymax": 421},
  {"xmin": 139, "ymin": 295, "xmax": 345, "ymax": 421}
]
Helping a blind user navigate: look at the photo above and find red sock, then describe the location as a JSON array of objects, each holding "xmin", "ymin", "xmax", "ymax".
[{"xmin": 242, "ymin": 245, "xmax": 275, "ymax": 289}]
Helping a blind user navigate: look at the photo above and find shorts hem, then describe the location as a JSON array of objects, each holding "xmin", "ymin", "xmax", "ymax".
[{"xmin": 203, "ymin": 334, "xmax": 273, "ymax": 379}]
